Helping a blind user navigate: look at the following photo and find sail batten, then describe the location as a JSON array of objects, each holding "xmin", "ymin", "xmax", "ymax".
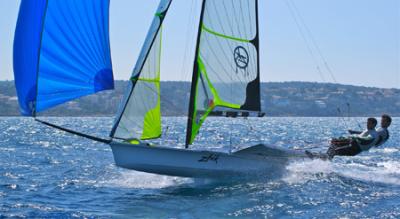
[
  {"xmin": 202, "ymin": 25, "xmax": 251, "ymax": 43},
  {"xmin": 13, "ymin": 0, "xmax": 114, "ymax": 116},
  {"xmin": 111, "ymin": 0, "xmax": 172, "ymax": 141},
  {"xmin": 186, "ymin": 0, "xmax": 261, "ymax": 147}
]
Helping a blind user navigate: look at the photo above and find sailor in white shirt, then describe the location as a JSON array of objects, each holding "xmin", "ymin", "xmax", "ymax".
[{"xmin": 352, "ymin": 125, "xmax": 379, "ymax": 151}]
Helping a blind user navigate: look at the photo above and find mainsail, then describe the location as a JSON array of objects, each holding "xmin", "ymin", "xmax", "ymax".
[
  {"xmin": 186, "ymin": 0, "xmax": 261, "ymax": 146},
  {"xmin": 13, "ymin": 0, "xmax": 114, "ymax": 116},
  {"xmin": 110, "ymin": 0, "xmax": 172, "ymax": 141}
]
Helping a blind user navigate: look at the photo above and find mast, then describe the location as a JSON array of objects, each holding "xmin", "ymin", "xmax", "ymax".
[{"xmin": 185, "ymin": 0, "xmax": 207, "ymax": 148}]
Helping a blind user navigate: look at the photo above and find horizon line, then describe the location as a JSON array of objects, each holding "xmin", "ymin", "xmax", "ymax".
[{"xmin": 0, "ymin": 79, "xmax": 398, "ymax": 90}]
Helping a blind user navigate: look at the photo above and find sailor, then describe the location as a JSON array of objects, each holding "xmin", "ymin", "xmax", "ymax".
[
  {"xmin": 375, "ymin": 114, "xmax": 391, "ymax": 147},
  {"xmin": 348, "ymin": 114, "xmax": 391, "ymax": 147},
  {"xmin": 327, "ymin": 118, "xmax": 379, "ymax": 159}
]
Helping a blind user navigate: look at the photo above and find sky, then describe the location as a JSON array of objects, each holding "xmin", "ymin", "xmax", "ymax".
[{"xmin": 0, "ymin": 0, "xmax": 399, "ymax": 88}]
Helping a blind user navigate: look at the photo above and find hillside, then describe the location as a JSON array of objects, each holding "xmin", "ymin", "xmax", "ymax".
[{"xmin": 0, "ymin": 81, "xmax": 399, "ymax": 116}]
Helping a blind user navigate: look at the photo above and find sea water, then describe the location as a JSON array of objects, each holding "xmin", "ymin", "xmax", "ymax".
[{"xmin": 0, "ymin": 117, "xmax": 399, "ymax": 218}]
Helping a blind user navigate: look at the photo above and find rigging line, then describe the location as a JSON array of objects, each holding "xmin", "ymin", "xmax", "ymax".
[
  {"xmin": 337, "ymin": 107, "xmax": 350, "ymax": 129},
  {"xmin": 346, "ymin": 102, "xmax": 352, "ymax": 127},
  {"xmin": 180, "ymin": 0, "xmax": 197, "ymax": 82},
  {"xmin": 35, "ymin": 118, "xmax": 111, "ymax": 144},
  {"xmin": 229, "ymin": 118, "xmax": 233, "ymax": 154},
  {"xmin": 345, "ymin": 102, "xmax": 362, "ymax": 130},
  {"xmin": 285, "ymin": 0, "xmax": 353, "ymax": 131},
  {"xmin": 285, "ymin": 0, "xmax": 349, "ymax": 133},
  {"xmin": 284, "ymin": 0, "xmax": 326, "ymax": 82},
  {"xmin": 244, "ymin": 116, "xmax": 260, "ymax": 144},
  {"xmin": 288, "ymin": 0, "xmax": 355, "ymax": 127},
  {"xmin": 288, "ymin": 0, "xmax": 338, "ymax": 83},
  {"xmin": 347, "ymin": 102, "xmax": 363, "ymax": 130},
  {"xmin": 287, "ymin": 0, "xmax": 338, "ymax": 84}
]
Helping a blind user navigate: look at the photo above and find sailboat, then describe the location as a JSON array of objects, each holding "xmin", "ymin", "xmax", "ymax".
[{"xmin": 14, "ymin": 0, "xmax": 314, "ymax": 179}]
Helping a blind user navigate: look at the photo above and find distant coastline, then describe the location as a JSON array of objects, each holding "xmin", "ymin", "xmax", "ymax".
[{"xmin": 1, "ymin": 80, "xmax": 399, "ymax": 117}]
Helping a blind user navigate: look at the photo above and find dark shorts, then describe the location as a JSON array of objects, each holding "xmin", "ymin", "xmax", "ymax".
[{"xmin": 327, "ymin": 140, "xmax": 362, "ymax": 158}]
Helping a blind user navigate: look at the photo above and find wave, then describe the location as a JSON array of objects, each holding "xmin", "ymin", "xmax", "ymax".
[
  {"xmin": 94, "ymin": 169, "xmax": 192, "ymax": 189},
  {"xmin": 284, "ymin": 159, "xmax": 400, "ymax": 186}
]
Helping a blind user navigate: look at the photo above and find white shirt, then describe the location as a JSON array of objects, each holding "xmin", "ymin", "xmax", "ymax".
[{"xmin": 353, "ymin": 129, "xmax": 378, "ymax": 151}]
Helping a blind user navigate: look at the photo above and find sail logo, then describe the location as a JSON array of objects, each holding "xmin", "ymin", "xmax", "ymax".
[{"xmin": 234, "ymin": 46, "xmax": 249, "ymax": 72}]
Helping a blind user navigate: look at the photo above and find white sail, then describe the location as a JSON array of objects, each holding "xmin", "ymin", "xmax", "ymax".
[
  {"xmin": 111, "ymin": 0, "xmax": 172, "ymax": 141},
  {"xmin": 186, "ymin": 0, "xmax": 261, "ymax": 146}
]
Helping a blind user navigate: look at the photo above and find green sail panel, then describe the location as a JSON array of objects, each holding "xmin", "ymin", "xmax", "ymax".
[
  {"xmin": 111, "ymin": 0, "xmax": 171, "ymax": 140},
  {"xmin": 186, "ymin": 0, "xmax": 261, "ymax": 146}
]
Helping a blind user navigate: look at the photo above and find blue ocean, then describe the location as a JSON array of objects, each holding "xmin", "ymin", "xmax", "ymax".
[{"xmin": 1, "ymin": 117, "xmax": 399, "ymax": 218}]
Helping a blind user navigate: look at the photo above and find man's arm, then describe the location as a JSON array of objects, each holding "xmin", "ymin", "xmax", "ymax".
[
  {"xmin": 353, "ymin": 134, "xmax": 373, "ymax": 142},
  {"xmin": 348, "ymin": 130, "xmax": 362, "ymax": 135},
  {"xmin": 352, "ymin": 134, "xmax": 376, "ymax": 151}
]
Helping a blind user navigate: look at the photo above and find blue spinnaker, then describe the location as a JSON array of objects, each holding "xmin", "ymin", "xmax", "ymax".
[{"xmin": 13, "ymin": 0, "xmax": 114, "ymax": 116}]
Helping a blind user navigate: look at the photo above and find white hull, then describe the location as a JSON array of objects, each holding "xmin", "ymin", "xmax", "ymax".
[{"xmin": 110, "ymin": 142, "xmax": 310, "ymax": 178}]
